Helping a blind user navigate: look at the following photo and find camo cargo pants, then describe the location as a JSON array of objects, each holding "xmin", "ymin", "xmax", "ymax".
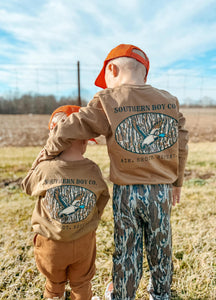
[{"xmin": 112, "ymin": 184, "xmax": 173, "ymax": 300}]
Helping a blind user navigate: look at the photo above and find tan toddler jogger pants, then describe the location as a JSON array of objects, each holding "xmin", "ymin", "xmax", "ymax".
[{"xmin": 34, "ymin": 231, "xmax": 96, "ymax": 299}]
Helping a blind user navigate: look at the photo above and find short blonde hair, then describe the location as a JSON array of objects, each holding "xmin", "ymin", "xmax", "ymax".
[{"xmin": 106, "ymin": 49, "xmax": 147, "ymax": 78}]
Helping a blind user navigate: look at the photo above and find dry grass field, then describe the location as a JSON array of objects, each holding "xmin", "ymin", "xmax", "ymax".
[
  {"xmin": 0, "ymin": 107, "xmax": 216, "ymax": 147},
  {"xmin": 0, "ymin": 108, "xmax": 215, "ymax": 299}
]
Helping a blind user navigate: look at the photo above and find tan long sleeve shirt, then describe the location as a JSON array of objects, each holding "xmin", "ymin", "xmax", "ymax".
[
  {"xmin": 44, "ymin": 84, "xmax": 189, "ymax": 187},
  {"xmin": 22, "ymin": 158, "xmax": 109, "ymax": 241}
]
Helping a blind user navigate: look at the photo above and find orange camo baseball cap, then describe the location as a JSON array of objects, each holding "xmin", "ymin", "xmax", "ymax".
[
  {"xmin": 48, "ymin": 105, "xmax": 97, "ymax": 143},
  {"xmin": 48, "ymin": 105, "xmax": 80, "ymax": 130},
  {"xmin": 95, "ymin": 44, "xmax": 150, "ymax": 89}
]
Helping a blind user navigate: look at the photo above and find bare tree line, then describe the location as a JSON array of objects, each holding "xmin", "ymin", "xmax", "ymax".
[{"xmin": 0, "ymin": 94, "xmax": 87, "ymax": 114}]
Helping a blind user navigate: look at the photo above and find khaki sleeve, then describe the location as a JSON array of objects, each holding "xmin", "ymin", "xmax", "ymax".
[
  {"xmin": 22, "ymin": 161, "xmax": 46, "ymax": 196},
  {"xmin": 173, "ymin": 107, "xmax": 189, "ymax": 187},
  {"xmin": 44, "ymin": 97, "xmax": 110, "ymax": 156},
  {"xmin": 22, "ymin": 165, "xmax": 40, "ymax": 195},
  {"xmin": 21, "ymin": 147, "xmax": 55, "ymax": 194},
  {"xmin": 93, "ymin": 164, "xmax": 110, "ymax": 218},
  {"xmin": 97, "ymin": 186, "xmax": 110, "ymax": 218}
]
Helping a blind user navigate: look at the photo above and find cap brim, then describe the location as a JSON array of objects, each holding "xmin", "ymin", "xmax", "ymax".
[{"xmin": 95, "ymin": 63, "xmax": 107, "ymax": 89}]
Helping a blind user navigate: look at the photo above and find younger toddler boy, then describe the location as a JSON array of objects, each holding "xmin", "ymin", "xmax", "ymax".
[{"xmin": 22, "ymin": 105, "xmax": 109, "ymax": 300}]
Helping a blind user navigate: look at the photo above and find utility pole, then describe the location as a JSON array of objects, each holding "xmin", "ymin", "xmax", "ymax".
[{"xmin": 77, "ymin": 61, "xmax": 81, "ymax": 106}]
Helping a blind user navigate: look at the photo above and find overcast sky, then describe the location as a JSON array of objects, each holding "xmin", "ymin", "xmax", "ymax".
[{"xmin": 0, "ymin": 0, "xmax": 216, "ymax": 103}]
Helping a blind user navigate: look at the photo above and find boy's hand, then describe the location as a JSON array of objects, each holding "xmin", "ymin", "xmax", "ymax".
[
  {"xmin": 172, "ymin": 186, "xmax": 181, "ymax": 206},
  {"xmin": 31, "ymin": 148, "xmax": 56, "ymax": 170}
]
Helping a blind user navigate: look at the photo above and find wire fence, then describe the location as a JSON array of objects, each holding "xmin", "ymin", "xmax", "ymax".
[{"xmin": 0, "ymin": 63, "xmax": 216, "ymax": 105}]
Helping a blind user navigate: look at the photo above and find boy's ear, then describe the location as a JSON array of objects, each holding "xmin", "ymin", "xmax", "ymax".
[
  {"xmin": 113, "ymin": 64, "xmax": 118, "ymax": 77},
  {"xmin": 108, "ymin": 63, "xmax": 118, "ymax": 77}
]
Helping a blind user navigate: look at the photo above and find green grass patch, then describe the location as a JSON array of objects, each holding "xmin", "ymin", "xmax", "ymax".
[{"xmin": 0, "ymin": 143, "xmax": 215, "ymax": 299}]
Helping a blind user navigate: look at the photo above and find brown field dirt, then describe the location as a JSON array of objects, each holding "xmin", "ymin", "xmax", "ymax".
[{"xmin": 0, "ymin": 107, "xmax": 216, "ymax": 147}]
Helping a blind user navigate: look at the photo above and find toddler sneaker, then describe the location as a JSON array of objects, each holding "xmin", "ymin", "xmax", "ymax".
[
  {"xmin": 47, "ymin": 292, "xmax": 65, "ymax": 300},
  {"xmin": 46, "ymin": 296, "xmax": 65, "ymax": 300},
  {"xmin": 104, "ymin": 282, "xmax": 113, "ymax": 300}
]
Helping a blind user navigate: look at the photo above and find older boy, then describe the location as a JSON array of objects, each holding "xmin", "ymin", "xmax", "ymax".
[
  {"xmin": 36, "ymin": 44, "xmax": 189, "ymax": 300},
  {"xmin": 22, "ymin": 105, "xmax": 109, "ymax": 300}
]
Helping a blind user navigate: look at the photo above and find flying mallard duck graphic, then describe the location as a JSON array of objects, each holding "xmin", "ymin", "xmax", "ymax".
[
  {"xmin": 132, "ymin": 120, "xmax": 167, "ymax": 148},
  {"xmin": 54, "ymin": 190, "xmax": 85, "ymax": 217}
]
